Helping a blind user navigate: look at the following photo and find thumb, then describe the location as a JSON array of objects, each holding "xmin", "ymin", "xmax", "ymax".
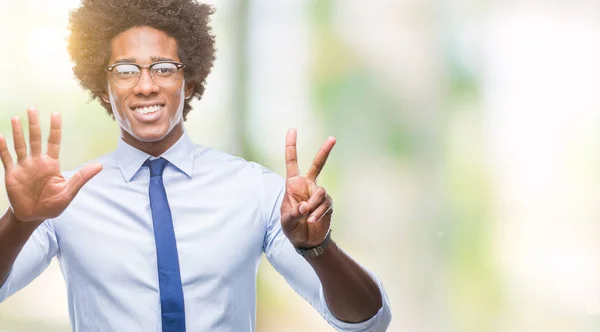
[
  {"xmin": 281, "ymin": 201, "xmax": 307, "ymax": 231},
  {"xmin": 66, "ymin": 162, "xmax": 103, "ymax": 199}
]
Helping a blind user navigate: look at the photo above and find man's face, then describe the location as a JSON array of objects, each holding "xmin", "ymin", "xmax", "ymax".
[{"xmin": 103, "ymin": 26, "xmax": 194, "ymax": 143}]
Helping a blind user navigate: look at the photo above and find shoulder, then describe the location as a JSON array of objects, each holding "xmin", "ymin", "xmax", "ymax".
[
  {"xmin": 193, "ymin": 145, "xmax": 253, "ymax": 168},
  {"xmin": 194, "ymin": 145, "xmax": 285, "ymax": 189},
  {"xmin": 194, "ymin": 145, "xmax": 266, "ymax": 173}
]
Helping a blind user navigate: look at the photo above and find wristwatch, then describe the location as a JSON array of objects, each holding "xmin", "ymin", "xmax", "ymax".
[{"xmin": 294, "ymin": 230, "xmax": 332, "ymax": 258}]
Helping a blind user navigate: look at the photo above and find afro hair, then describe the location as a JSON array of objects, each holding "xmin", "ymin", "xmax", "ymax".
[{"xmin": 67, "ymin": 0, "xmax": 216, "ymax": 120}]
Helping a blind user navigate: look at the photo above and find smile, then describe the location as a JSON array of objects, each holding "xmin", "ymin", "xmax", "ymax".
[{"xmin": 132, "ymin": 104, "xmax": 165, "ymax": 114}]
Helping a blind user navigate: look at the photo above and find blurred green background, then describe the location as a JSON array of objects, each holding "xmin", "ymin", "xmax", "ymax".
[{"xmin": 2, "ymin": 0, "xmax": 600, "ymax": 331}]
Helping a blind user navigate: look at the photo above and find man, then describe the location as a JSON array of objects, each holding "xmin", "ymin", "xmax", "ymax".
[{"xmin": 0, "ymin": 0, "xmax": 391, "ymax": 331}]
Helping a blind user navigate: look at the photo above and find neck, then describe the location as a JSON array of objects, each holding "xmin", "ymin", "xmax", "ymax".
[{"xmin": 121, "ymin": 123, "xmax": 184, "ymax": 157}]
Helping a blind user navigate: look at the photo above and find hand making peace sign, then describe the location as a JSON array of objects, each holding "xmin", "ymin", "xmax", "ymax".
[{"xmin": 280, "ymin": 128, "xmax": 336, "ymax": 249}]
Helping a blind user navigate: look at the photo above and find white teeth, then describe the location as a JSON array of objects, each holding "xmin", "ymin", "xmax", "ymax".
[{"xmin": 133, "ymin": 105, "xmax": 163, "ymax": 114}]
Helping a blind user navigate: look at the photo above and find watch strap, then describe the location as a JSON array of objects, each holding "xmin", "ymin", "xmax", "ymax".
[{"xmin": 294, "ymin": 229, "xmax": 332, "ymax": 258}]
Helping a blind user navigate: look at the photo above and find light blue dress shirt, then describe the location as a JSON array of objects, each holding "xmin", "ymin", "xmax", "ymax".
[{"xmin": 0, "ymin": 131, "xmax": 391, "ymax": 331}]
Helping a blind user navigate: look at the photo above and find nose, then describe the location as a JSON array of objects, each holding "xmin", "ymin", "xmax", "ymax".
[{"xmin": 133, "ymin": 68, "xmax": 159, "ymax": 96}]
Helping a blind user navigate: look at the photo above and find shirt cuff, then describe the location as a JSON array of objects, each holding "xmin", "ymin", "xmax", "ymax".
[
  {"xmin": 0, "ymin": 268, "xmax": 13, "ymax": 303},
  {"xmin": 319, "ymin": 269, "xmax": 392, "ymax": 332}
]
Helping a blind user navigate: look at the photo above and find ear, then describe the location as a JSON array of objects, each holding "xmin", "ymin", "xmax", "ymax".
[
  {"xmin": 101, "ymin": 91, "xmax": 110, "ymax": 104},
  {"xmin": 184, "ymin": 82, "xmax": 195, "ymax": 100}
]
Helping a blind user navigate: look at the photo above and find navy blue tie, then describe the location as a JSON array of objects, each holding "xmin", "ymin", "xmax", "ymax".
[{"xmin": 147, "ymin": 158, "xmax": 186, "ymax": 332}]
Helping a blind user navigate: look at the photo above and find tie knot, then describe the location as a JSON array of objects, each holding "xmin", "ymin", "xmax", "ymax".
[{"xmin": 147, "ymin": 157, "xmax": 168, "ymax": 177}]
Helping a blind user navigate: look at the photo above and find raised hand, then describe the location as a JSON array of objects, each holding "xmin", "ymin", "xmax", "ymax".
[
  {"xmin": 280, "ymin": 128, "xmax": 336, "ymax": 249},
  {"xmin": 0, "ymin": 107, "xmax": 102, "ymax": 224}
]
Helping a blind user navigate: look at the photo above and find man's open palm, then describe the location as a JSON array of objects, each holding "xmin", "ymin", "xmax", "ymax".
[{"xmin": 0, "ymin": 107, "xmax": 102, "ymax": 223}]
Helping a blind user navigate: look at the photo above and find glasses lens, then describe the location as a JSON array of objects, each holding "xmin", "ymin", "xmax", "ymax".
[
  {"xmin": 151, "ymin": 63, "xmax": 179, "ymax": 86},
  {"xmin": 112, "ymin": 64, "xmax": 140, "ymax": 88}
]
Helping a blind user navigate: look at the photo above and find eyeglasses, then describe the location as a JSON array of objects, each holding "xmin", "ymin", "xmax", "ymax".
[{"xmin": 105, "ymin": 61, "xmax": 186, "ymax": 89}]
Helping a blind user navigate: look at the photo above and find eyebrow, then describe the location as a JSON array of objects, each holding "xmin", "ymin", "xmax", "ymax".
[
  {"xmin": 151, "ymin": 56, "xmax": 176, "ymax": 62},
  {"xmin": 113, "ymin": 56, "xmax": 176, "ymax": 64},
  {"xmin": 114, "ymin": 58, "xmax": 136, "ymax": 64}
]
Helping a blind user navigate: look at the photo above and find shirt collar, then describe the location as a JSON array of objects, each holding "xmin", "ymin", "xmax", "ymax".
[{"xmin": 116, "ymin": 131, "xmax": 195, "ymax": 182}]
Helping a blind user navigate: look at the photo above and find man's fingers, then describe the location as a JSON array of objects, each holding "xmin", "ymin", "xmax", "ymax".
[
  {"xmin": 0, "ymin": 134, "xmax": 14, "ymax": 172},
  {"xmin": 306, "ymin": 136, "xmax": 336, "ymax": 182},
  {"xmin": 65, "ymin": 162, "xmax": 103, "ymax": 199},
  {"xmin": 11, "ymin": 116, "xmax": 28, "ymax": 162},
  {"xmin": 306, "ymin": 195, "xmax": 333, "ymax": 224},
  {"xmin": 28, "ymin": 107, "xmax": 42, "ymax": 157},
  {"xmin": 47, "ymin": 112, "xmax": 62, "ymax": 159},
  {"xmin": 285, "ymin": 128, "xmax": 299, "ymax": 179},
  {"xmin": 298, "ymin": 186, "xmax": 327, "ymax": 216}
]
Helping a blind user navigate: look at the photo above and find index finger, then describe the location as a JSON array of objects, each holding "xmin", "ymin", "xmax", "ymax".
[
  {"xmin": 306, "ymin": 136, "xmax": 336, "ymax": 182},
  {"xmin": 285, "ymin": 128, "xmax": 299, "ymax": 178},
  {"xmin": 47, "ymin": 112, "xmax": 62, "ymax": 159}
]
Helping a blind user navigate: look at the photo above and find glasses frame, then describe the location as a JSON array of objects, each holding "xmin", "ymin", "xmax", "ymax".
[{"xmin": 105, "ymin": 61, "xmax": 186, "ymax": 88}]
